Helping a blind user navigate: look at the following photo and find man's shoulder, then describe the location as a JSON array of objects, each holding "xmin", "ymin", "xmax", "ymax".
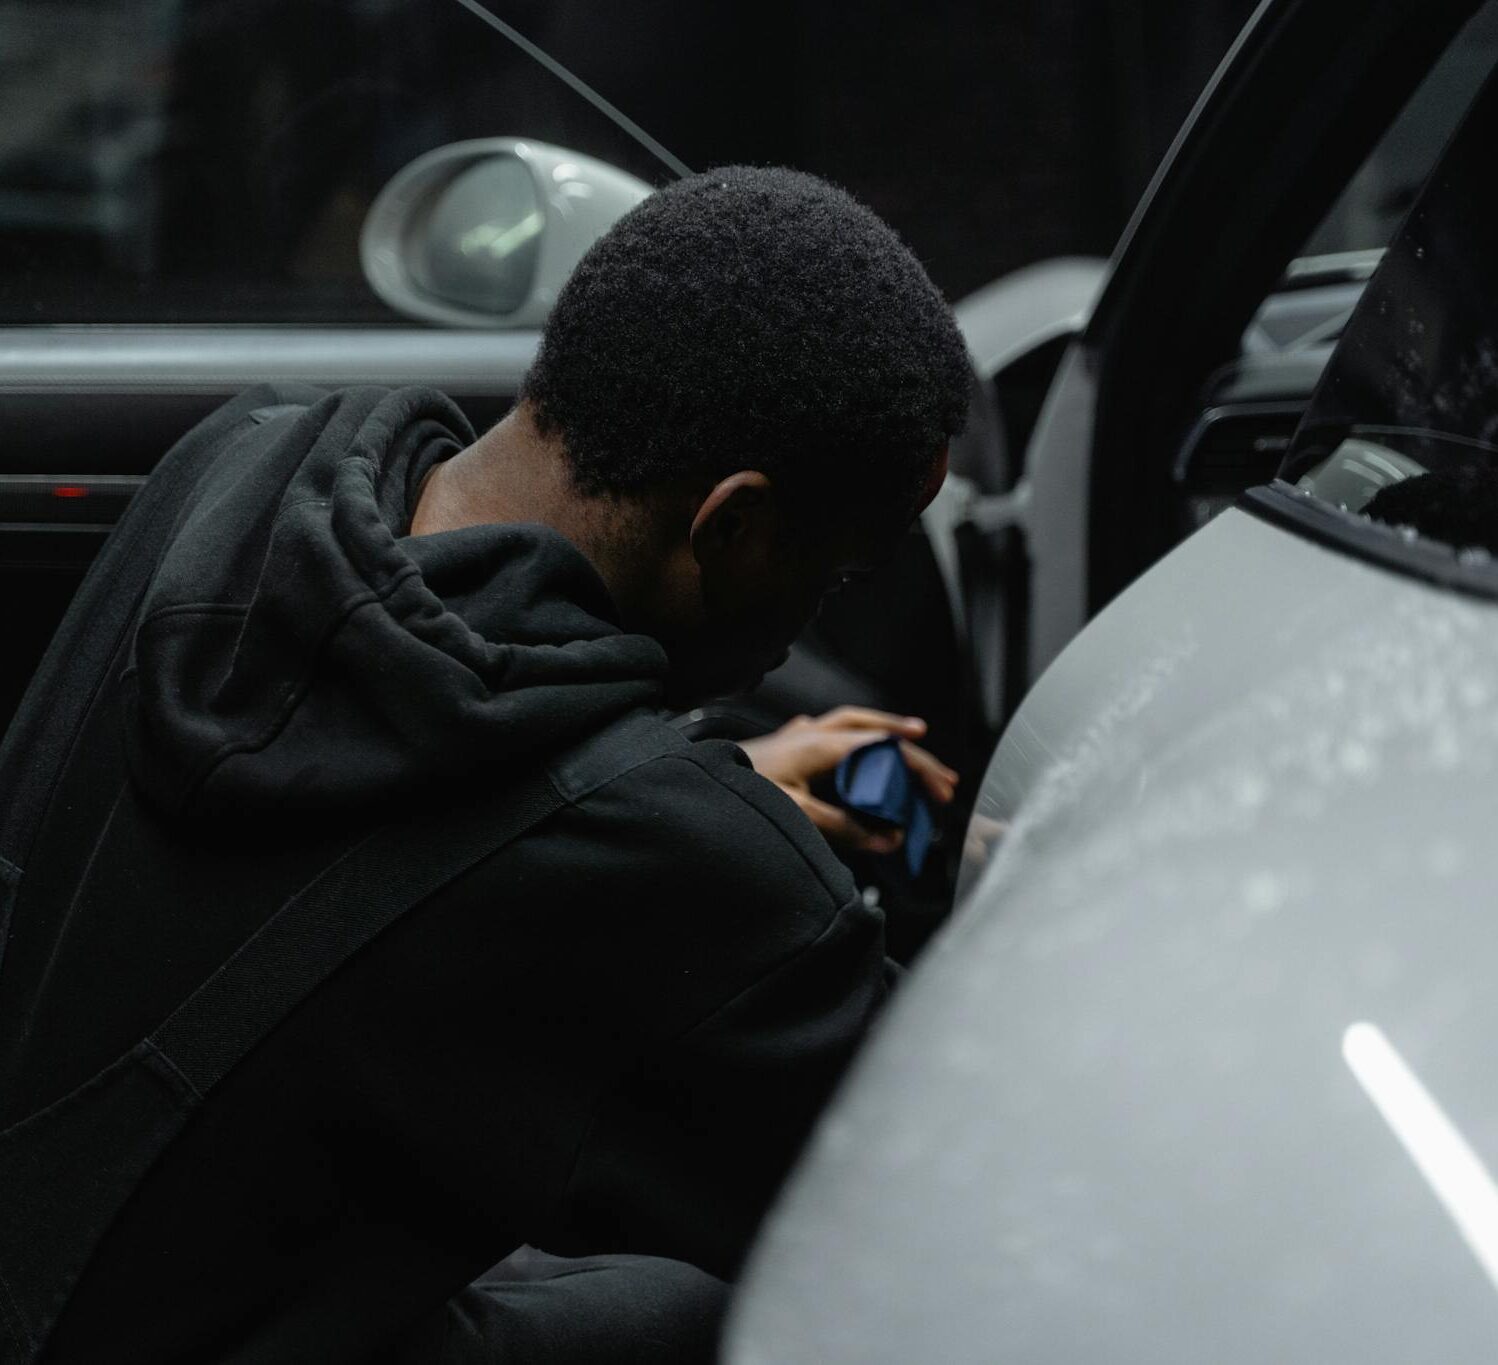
[{"xmin": 568, "ymin": 725, "xmax": 857, "ymax": 917}]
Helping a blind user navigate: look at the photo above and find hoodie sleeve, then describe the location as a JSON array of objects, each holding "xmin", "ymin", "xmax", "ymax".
[{"xmin": 549, "ymin": 744, "xmax": 894, "ymax": 1280}]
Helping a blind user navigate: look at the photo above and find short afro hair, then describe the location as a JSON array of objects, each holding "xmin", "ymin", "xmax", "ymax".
[{"xmin": 521, "ymin": 165, "xmax": 972, "ymax": 527}]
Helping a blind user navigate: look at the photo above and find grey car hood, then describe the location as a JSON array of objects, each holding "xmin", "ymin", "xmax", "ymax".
[{"xmin": 727, "ymin": 506, "xmax": 1498, "ymax": 1363}]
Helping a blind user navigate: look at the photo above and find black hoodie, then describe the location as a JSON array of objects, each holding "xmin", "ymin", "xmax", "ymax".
[{"xmin": 0, "ymin": 386, "xmax": 888, "ymax": 1362}]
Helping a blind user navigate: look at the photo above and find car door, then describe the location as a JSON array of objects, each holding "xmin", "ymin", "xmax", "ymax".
[
  {"xmin": 1018, "ymin": 0, "xmax": 1491, "ymax": 676},
  {"xmin": 725, "ymin": 0, "xmax": 1498, "ymax": 1359}
]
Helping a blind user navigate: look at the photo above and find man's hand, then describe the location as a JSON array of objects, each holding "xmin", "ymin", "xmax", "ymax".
[{"xmin": 739, "ymin": 707, "xmax": 958, "ymax": 854}]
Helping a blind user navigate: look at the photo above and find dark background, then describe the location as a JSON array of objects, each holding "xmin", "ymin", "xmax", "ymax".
[
  {"xmin": 516, "ymin": 0, "xmax": 1262, "ymax": 298},
  {"xmin": 0, "ymin": 0, "xmax": 1260, "ymax": 320}
]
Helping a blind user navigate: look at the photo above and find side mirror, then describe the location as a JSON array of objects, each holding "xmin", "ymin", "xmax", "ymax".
[{"xmin": 360, "ymin": 139, "xmax": 652, "ymax": 328}]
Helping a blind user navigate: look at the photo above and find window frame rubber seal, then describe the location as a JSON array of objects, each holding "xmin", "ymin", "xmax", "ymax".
[{"xmin": 1238, "ymin": 479, "xmax": 1498, "ymax": 604}]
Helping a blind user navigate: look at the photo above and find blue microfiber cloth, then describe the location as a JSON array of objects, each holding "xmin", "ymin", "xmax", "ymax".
[{"xmin": 833, "ymin": 736, "xmax": 935, "ymax": 878}]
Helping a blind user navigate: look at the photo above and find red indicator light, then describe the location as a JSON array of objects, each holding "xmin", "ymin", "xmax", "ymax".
[{"xmin": 52, "ymin": 485, "xmax": 89, "ymax": 499}]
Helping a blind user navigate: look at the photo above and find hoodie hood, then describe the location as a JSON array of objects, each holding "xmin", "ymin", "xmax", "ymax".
[{"xmin": 123, "ymin": 386, "xmax": 668, "ymax": 821}]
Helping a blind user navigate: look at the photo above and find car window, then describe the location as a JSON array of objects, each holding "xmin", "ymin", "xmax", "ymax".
[
  {"xmin": 0, "ymin": 0, "xmax": 673, "ymax": 325},
  {"xmin": 1284, "ymin": 50, "xmax": 1498, "ymax": 561},
  {"xmin": 1300, "ymin": 0, "xmax": 1498, "ymax": 259}
]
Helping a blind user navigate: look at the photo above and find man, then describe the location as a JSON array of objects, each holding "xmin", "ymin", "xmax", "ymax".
[{"xmin": 0, "ymin": 166, "xmax": 971, "ymax": 1362}]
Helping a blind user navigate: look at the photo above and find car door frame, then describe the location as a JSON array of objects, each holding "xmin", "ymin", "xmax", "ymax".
[{"xmin": 1020, "ymin": 0, "xmax": 1486, "ymax": 680}]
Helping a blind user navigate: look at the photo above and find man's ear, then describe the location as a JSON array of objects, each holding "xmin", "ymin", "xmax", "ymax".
[
  {"xmin": 688, "ymin": 471, "xmax": 778, "ymax": 568},
  {"xmin": 915, "ymin": 445, "xmax": 950, "ymax": 515}
]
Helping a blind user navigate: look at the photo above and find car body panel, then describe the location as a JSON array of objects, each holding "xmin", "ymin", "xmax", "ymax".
[{"xmin": 727, "ymin": 505, "xmax": 1498, "ymax": 1362}]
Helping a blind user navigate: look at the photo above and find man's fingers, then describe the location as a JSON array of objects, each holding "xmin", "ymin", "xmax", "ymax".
[
  {"xmin": 793, "ymin": 792, "xmax": 904, "ymax": 854},
  {"xmin": 749, "ymin": 709, "xmax": 953, "ymax": 803},
  {"xmin": 899, "ymin": 740, "xmax": 960, "ymax": 804},
  {"xmin": 805, "ymin": 726, "xmax": 906, "ymax": 772},
  {"xmin": 808, "ymin": 713, "xmax": 959, "ymax": 802},
  {"xmin": 822, "ymin": 706, "xmax": 927, "ymax": 737},
  {"xmin": 806, "ymin": 709, "xmax": 933, "ymax": 774}
]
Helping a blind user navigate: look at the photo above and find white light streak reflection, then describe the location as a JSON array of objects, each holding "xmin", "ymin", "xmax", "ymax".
[
  {"xmin": 1343, "ymin": 1020, "xmax": 1498, "ymax": 1295},
  {"xmin": 458, "ymin": 211, "xmax": 545, "ymax": 261}
]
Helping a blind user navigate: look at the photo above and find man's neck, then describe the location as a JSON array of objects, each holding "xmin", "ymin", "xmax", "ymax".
[
  {"xmin": 408, "ymin": 401, "xmax": 670, "ymax": 622},
  {"xmin": 412, "ymin": 403, "xmax": 570, "ymax": 533}
]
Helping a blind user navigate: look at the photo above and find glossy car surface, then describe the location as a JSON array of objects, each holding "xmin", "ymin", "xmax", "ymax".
[{"xmin": 730, "ymin": 506, "xmax": 1498, "ymax": 1362}]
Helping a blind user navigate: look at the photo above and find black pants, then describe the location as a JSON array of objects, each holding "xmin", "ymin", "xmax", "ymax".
[{"xmin": 397, "ymin": 1249, "xmax": 729, "ymax": 1364}]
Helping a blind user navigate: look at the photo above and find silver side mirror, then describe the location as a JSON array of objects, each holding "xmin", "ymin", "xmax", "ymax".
[{"xmin": 360, "ymin": 139, "xmax": 652, "ymax": 328}]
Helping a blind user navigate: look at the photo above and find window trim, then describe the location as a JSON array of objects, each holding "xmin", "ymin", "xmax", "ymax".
[
  {"xmin": 1239, "ymin": 479, "xmax": 1498, "ymax": 602},
  {"xmin": 0, "ymin": 326, "xmax": 540, "ymax": 394}
]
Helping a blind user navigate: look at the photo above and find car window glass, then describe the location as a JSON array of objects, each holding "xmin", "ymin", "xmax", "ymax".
[
  {"xmin": 1300, "ymin": 0, "xmax": 1498, "ymax": 259},
  {"xmin": 1284, "ymin": 55, "xmax": 1498, "ymax": 559},
  {"xmin": 0, "ymin": 0, "xmax": 678, "ymax": 325}
]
